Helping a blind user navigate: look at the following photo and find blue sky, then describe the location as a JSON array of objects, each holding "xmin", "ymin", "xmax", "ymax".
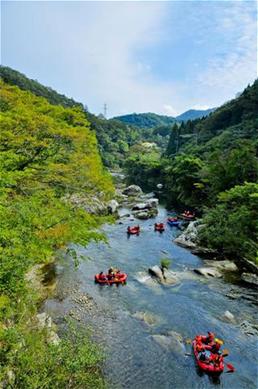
[{"xmin": 1, "ymin": 1, "xmax": 257, "ymax": 117}]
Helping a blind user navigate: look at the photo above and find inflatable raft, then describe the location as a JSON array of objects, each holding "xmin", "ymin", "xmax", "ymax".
[
  {"xmin": 154, "ymin": 223, "xmax": 165, "ymax": 232},
  {"xmin": 127, "ymin": 226, "xmax": 140, "ymax": 235},
  {"xmin": 95, "ymin": 273, "xmax": 127, "ymax": 285},
  {"xmin": 167, "ymin": 218, "xmax": 180, "ymax": 227},
  {"xmin": 192, "ymin": 336, "xmax": 224, "ymax": 376}
]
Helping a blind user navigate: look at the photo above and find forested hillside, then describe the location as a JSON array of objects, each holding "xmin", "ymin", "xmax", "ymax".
[
  {"xmin": 0, "ymin": 66, "xmax": 82, "ymax": 108},
  {"xmin": 113, "ymin": 112, "xmax": 176, "ymax": 128},
  {"xmin": 1, "ymin": 67, "xmax": 174, "ymax": 167},
  {"xmin": 125, "ymin": 81, "xmax": 258, "ymax": 263},
  {"xmin": 176, "ymin": 108, "xmax": 215, "ymax": 122},
  {"xmin": 0, "ymin": 80, "xmax": 113, "ymax": 387}
]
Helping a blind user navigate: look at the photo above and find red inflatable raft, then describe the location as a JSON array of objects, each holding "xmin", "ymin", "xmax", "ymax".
[
  {"xmin": 127, "ymin": 226, "xmax": 140, "ymax": 235},
  {"xmin": 154, "ymin": 223, "xmax": 165, "ymax": 232},
  {"xmin": 95, "ymin": 273, "xmax": 127, "ymax": 285},
  {"xmin": 181, "ymin": 212, "xmax": 195, "ymax": 221},
  {"xmin": 192, "ymin": 336, "xmax": 224, "ymax": 376}
]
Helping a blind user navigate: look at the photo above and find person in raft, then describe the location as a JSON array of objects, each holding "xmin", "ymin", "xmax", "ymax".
[
  {"xmin": 210, "ymin": 353, "xmax": 223, "ymax": 367},
  {"xmin": 196, "ymin": 341, "xmax": 211, "ymax": 362},
  {"xmin": 205, "ymin": 338, "xmax": 223, "ymax": 354},
  {"xmin": 98, "ymin": 271, "xmax": 107, "ymax": 281},
  {"xmin": 201, "ymin": 331, "xmax": 215, "ymax": 344},
  {"xmin": 107, "ymin": 267, "xmax": 115, "ymax": 280}
]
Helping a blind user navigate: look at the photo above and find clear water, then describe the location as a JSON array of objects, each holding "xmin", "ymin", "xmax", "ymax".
[{"xmin": 44, "ymin": 206, "xmax": 258, "ymax": 389}]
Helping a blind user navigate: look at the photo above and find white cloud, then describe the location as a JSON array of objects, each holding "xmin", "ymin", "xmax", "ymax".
[
  {"xmin": 163, "ymin": 104, "xmax": 178, "ymax": 117},
  {"xmin": 2, "ymin": 1, "xmax": 257, "ymax": 117},
  {"xmin": 21, "ymin": 1, "xmax": 182, "ymax": 118},
  {"xmin": 197, "ymin": 2, "xmax": 257, "ymax": 99},
  {"xmin": 191, "ymin": 105, "xmax": 211, "ymax": 111}
]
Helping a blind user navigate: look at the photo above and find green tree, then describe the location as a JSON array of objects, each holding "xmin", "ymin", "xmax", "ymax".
[{"xmin": 198, "ymin": 183, "xmax": 258, "ymax": 263}]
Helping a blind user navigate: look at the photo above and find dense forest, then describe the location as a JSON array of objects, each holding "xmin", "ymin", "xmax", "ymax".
[
  {"xmin": 0, "ymin": 67, "xmax": 174, "ymax": 167},
  {"xmin": 125, "ymin": 81, "xmax": 258, "ymax": 264},
  {"xmin": 0, "ymin": 80, "xmax": 114, "ymax": 387}
]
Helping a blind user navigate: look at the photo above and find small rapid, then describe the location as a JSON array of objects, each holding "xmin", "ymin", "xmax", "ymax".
[{"xmin": 44, "ymin": 205, "xmax": 258, "ymax": 389}]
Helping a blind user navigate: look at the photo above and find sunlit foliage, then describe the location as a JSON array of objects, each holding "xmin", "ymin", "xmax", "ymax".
[{"xmin": 0, "ymin": 81, "xmax": 114, "ymax": 387}]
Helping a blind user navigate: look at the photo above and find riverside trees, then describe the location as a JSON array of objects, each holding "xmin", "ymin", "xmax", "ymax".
[{"xmin": 0, "ymin": 80, "xmax": 113, "ymax": 387}]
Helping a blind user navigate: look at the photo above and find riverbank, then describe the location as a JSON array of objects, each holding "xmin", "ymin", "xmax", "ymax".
[{"xmin": 173, "ymin": 220, "xmax": 258, "ymax": 287}]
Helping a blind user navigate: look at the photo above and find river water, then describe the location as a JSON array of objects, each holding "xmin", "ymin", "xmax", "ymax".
[{"xmin": 44, "ymin": 205, "xmax": 258, "ymax": 389}]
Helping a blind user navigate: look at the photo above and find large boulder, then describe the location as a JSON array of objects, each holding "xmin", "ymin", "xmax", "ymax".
[
  {"xmin": 174, "ymin": 221, "xmax": 199, "ymax": 249},
  {"xmin": 148, "ymin": 266, "xmax": 179, "ymax": 285},
  {"xmin": 133, "ymin": 211, "xmax": 149, "ymax": 220},
  {"xmin": 203, "ymin": 260, "xmax": 238, "ymax": 272},
  {"xmin": 132, "ymin": 198, "xmax": 159, "ymax": 211},
  {"xmin": 240, "ymin": 258, "xmax": 258, "ymax": 275},
  {"xmin": 149, "ymin": 265, "xmax": 163, "ymax": 281},
  {"xmin": 132, "ymin": 203, "xmax": 149, "ymax": 211},
  {"xmin": 107, "ymin": 199, "xmax": 119, "ymax": 214},
  {"xmin": 162, "ymin": 269, "xmax": 180, "ymax": 285},
  {"xmin": 133, "ymin": 208, "xmax": 158, "ymax": 220},
  {"xmin": 241, "ymin": 273, "xmax": 258, "ymax": 287},
  {"xmin": 193, "ymin": 267, "xmax": 222, "ymax": 278},
  {"xmin": 191, "ymin": 247, "xmax": 218, "ymax": 257},
  {"xmin": 146, "ymin": 198, "xmax": 159, "ymax": 208},
  {"xmin": 122, "ymin": 185, "xmax": 143, "ymax": 196}
]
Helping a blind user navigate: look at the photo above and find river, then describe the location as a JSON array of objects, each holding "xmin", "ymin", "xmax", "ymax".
[{"xmin": 44, "ymin": 204, "xmax": 258, "ymax": 389}]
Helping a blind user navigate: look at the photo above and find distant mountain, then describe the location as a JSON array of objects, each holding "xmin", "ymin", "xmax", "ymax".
[
  {"xmin": 113, "ymin": 112, "xmax": 176, "ymax": 129},
  {"xmin": 176, "ymin": 108, "xmax": 215, "ymax": 122}
]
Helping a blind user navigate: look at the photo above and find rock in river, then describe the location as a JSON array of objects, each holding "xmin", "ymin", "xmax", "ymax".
[
  {"xmin": 174, "ymin": 221, "xmax": 199, "ymax": 249},
  {"xmin": 133, "ymin": 208, "xmax": 158, "ymax": 219},
  {"xmin": 151, "ymin": 331, "xmax": 186, "ymax": 355},
  {"xmin": 149, "ymin": 265, "xmax": 163, "ymax": 281},
  {"xmin": 132, "ymin": 311, "xmax": 160, "ymax": 326},
  {"xmin": 238, "ymin": 320, "xmax": 258, "ymax": 336},
  {"xmin": 203, "ymin": 259, "xmax": 238, "ymax": 272},
  {"xmin": 241, "ymin": 273, "xmax": 258, "ymax": 287},
  {"xmin": 221, "ymin": 310, "xmax": 236, "ymax": 324},
  {"xmin": 193, "ymin": 267, "xmax": 222, "ymax": 278},
  {"xmin": 122, "ymin": 185, "xmax": 143, "ymax": 196},
  {"xmin": 148, "ymin": 266, "xmax": 179, "ymax": 285},
  {"xmin": 162, "ymin": 269, "xmax": 179, "ymax": 285},
  {"xmin": 133, "ymin": 211, "xmax": 150, "ymax": 220}
]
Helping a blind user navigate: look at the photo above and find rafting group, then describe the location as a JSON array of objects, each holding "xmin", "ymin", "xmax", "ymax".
[
  {"xmin": 127, "ymin": 211, "xmax": 195, "ymax": 235},
  {"xmin": 193, "ymin": 331, "xmax": 235, "ymax": 375},
  {"xmin": 95, "ymin": 267, "xmax": 127, "ymax": 285}
]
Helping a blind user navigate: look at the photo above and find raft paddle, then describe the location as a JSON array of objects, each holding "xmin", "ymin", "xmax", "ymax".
[
  {"xmin": 222, "ymin": 349, "xmax": 229, "ymax": 357},
  {"xmin": 226, "ymin": 363, "xmax": 235, "ymax": 373}
]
